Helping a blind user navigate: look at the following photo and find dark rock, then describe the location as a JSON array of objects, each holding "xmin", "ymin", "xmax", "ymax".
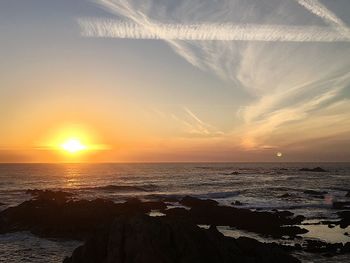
[
  {"xmin": 0, "ymin": 190, "xmax": 167, "ymax": 240},
  {"xmin": 0, "ymin": 202, "xmax": 5, "ymax": 206},
  {"xmin": 180, "ymin": 196, "xmax": 218, "ymax": 207},
  {"xmin": 63, "ymin": 215, "xmax": 300, "ymax": 263},
  {"xmin": 344, "ymin": 232, "xmax": 349, "ymax": 236},
  {"xmin": 274, "ymin": 210, "xmax": 294, "ymax": 217},
  {"xmin": 161, "ymin": 197, "xmax": 178, "ymax": 203},
  {"xmin": 294, "ymin": 244, "xmax": 302, "ymax": 250},
  {"xmin": 303, "ymin": 190, "xmax": 328, "ymax": 196},
  {"xmin": 346, "ymin": 191, "xmax": 350, "ymax": 197},
  {"xmin": 166, "ymin": 196, "xmax": 306, "ymax": 238},
  {"xmin": 279, "ymin": 193, "xmax": 292, "ymax": 198},
  {"xmin": 333, "ymin": 201, "xmax": 350, "ymax": 209},
  {"xmin": 299, "ymin": 167, "xmax": 327, "ymax": 172},
  {"xmin": 26, "ymin": 189, "xmax": 74, "ymax": 204},
  {"xmin": 337, "ymin": 211, "xmax": 350, "ymax": 228},
  {"xmin": 304, "ymin": 239, "xmax": 343, "ymax": 254},
  {"xmin": 342, "ymin": 242, "xmax": 350, "ymax": 253}
]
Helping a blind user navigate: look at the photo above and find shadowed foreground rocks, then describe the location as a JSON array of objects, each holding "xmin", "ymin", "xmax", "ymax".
[
  {"xmin": 63, "ymin": 215, "xmax": 300, "ymax": 263},
  {"xmin": 0, "ymin": 190, "xmax": 166, "ymax": 240},
  {"xmin": 0, "ymin": 192, "xmax": 306, "ymax": 240},
  {"xmin": 166, "ymin": 196, "xmax": 307, "ymax": 238}
]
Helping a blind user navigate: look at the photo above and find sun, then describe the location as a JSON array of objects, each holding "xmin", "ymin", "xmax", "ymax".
[{"xmin": 60, "ymin": 139, "xmax": 87, "ymax": 154}]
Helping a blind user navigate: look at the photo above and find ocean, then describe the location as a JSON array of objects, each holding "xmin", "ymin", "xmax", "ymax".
[{"xmin": 0, "ymin": 162, "xmax": 349, "ymax": 262}]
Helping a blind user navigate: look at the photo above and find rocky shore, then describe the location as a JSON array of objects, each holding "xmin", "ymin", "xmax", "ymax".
[{"xmin": 0, "ymin": 189, "xmax": 349, "ymax": 262}]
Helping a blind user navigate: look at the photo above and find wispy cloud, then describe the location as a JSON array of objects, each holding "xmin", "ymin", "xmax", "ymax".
[
  {"xmin": 295, "ymin": 0, "xmax": 350, "ymax": 37},
  {"xmin": 170, "ymin": 107, "xmax": 223, "ymax": 137},
  {"xmin": 82, "ymin": 0, "xmax": 350, "ymax": 153},
  {"xmin": 78, "ymin": 18, "xmax": 350, "ymax": 42}
]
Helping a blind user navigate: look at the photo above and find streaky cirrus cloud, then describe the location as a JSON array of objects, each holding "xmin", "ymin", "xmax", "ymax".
[
  {"xmin": 78, "ymin": 18, "xmax": 350, "ymax": 42},
  {"xmin": 295, "ymin": 0, "xmax": 350, "ymax": 38},
  {"xmin": 82, "ymin": 0, "xmax": 350, "ymax": 154}
]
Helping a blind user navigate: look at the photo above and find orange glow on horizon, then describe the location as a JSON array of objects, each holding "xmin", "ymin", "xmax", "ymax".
[{"xmin": 37, "ymin": 124, "xmax": 111, "ymax": 161}]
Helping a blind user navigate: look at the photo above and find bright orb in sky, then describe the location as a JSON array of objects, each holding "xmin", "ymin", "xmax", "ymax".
[
  {"xmin": 276, "ymin": 152, "xmax": 283, "ymax": 157},
  {"xmin": 60, "ymin": 139, "xmax": 87, "ymax": 153}
]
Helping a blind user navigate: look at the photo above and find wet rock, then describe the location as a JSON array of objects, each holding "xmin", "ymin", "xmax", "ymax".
[
  {"xmin": 0, "ymin": 202, "xmax": 5, "ymax": 206},
  {"xmin": 346, "ymin": 191, "xmax": 350, "ymax": 197},
  {"xmin": 0, "ymin": 190, "xmax": 167, "ymax": 240},
  {"xmin": 26, "ymin": 189, "xmax": 74, "ymax": 204},
  {"xmin": 279, "ymin": 193, "xmax": 292, "ymax": 198},
  {"xmin": 161, "ymin": 197, "xmax": 178, "ymax": 203},
  {"xmin": 274, "ymin": 210, "xmax": 294, "ymax": 217},
  {"xmin": 337, "ymin": 211, "xmax": 350, "ymax": 228},
  {"xmin": 63, "ymin": 215, "xmax": 300, "ymax": 263},
  {"xmin": 333, "ymin": 201, "xmax": 350, "ymax": 209},
  {"xmin": 294, "ymin": 244, "xmax": 302, "ymax": 250},
  {"xmin": 343, "ymin": 242, "xmax": 350, "ymax": 253},
  {"xmin": 303, "ymin": 239, "xmax": 346, "ymax": 255},
  {"xmin": 228, "ymin": 171, "xmax": 240, "ymax": 175},
  {"xmin": 180, "ymin": 196, "xmax": 218, "ymax": 207},
  {"xmin": 166, "ymin": 196, "xmax": 307, "ymax": 238},
  {"xmin": 303, "ymin": 190, "xmax": 328, "ymax": 196},
  {"xmin": 299, "ymin": 167, "xmax": 327, "ymax": 172}
]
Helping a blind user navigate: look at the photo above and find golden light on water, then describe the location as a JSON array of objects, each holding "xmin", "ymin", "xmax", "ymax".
[{"xmin": 276, "ymin": 152, "xmax": 283, "ymax": 157}]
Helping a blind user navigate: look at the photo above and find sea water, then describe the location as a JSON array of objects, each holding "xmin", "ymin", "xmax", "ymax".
[{"xmin": 0, "ymin": 163, "xmax": 349, "ymax": 262}]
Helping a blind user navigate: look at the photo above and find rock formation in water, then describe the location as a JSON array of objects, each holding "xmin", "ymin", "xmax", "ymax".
[
  {"xmin": 299, "ymin": 167, "xmax": 327, "ymax": 172},
  {"xmin": 63, "ymin": 215, "xmax": 300, "ymax": 263}
]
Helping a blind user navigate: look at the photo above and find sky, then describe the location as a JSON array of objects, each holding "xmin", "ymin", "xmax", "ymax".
[{"xmin": 0, "ymin": 0, "xmax": 350, "ymax": 162}]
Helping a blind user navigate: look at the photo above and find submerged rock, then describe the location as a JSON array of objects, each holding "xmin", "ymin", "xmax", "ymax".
[
  {"xmin": 303, "ymin": 190, "xmax": 328, "ymax": 196},
  {"xmin": 299, "ymin": 167, "xmax": 327, "ymax": 172},
  {"xmin": 303, "ymin": 190, "xmax": 327, "ymax": 199},
  {"xmin": 279, "ymin": 193, "xmax": 292, "ymax": 198},
  {"xmin": 63, "ymin": 215, "xmax": 300, "ymax": 263}
]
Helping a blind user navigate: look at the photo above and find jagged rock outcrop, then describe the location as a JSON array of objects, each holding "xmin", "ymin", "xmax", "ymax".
[
  {"xmin": 0, "ymin": 190, "xmax": 166, "ymax": 240},
  {"xmin": 63, "ymin": 215, "xmax": 300, "ymax": 263},
  {"xmin": 166, "ymin": 196, "xmax": 307, "ymax": 238}
]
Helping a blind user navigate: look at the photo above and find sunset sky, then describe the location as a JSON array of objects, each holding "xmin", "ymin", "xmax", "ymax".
[{"xmin": 1, "ymin": 0, "xmax": 350, "ymax": 162}]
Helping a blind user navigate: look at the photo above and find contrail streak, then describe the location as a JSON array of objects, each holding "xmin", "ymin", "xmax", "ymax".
[
  {"xmin": 78, "ymin": 18, "xmax": 350, "ymax": 42},
  {"xmin": 296, "ymin": 0, "xmax": 350, "ymax": 37}
]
